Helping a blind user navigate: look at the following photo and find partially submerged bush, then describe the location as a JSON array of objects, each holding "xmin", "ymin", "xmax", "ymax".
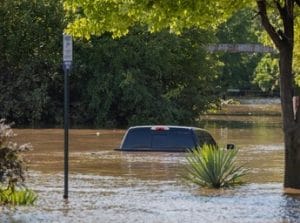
[
  {"xmin": 184, "ymin": 144, "xmax": 247, "ymax": 188},
  {"xmin": 0, "ymin": 187, "xmax": 37, "ymax": 206},
  {"xmin": 0, "ymin": 119, "xmax": 37, "ymax": 205}
]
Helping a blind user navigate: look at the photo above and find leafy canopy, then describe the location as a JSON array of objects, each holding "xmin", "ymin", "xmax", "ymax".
[
  {"xmin": 64, "ymin": 0, "xmax": 300, "ymax": 86},
  {"xmin": 216, "ymin": 8, "xmax": 263, "ymax": 91},
  {"xmin": 64, "ymin": 0, "xmax": 249, "ymax": 38},
  {"xmin": 0, "ymin": 0, "xmax": 65, "ymax": 125},
  {"xmin": 253, "ymin": 54, "xmax": 279, "ymax": 93},
  {"xmin": 73, "ymin": 27, "xmax": 220, "ymax": 127},
  {"xmin": 256, "ymin": 3, "xmax": 300, "ymax": 84}
]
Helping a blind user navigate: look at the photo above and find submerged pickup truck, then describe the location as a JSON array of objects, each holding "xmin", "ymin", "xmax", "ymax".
[{"xmin": 117, "ymin": 125, "xmax": 231, "ymax": 152}]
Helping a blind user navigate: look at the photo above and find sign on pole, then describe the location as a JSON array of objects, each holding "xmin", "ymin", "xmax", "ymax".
[
  {"xmin": 63, "ymin": 34, "xmax": 73, "ymax": 70},
  {"xmin": 63, "ymin": 34, "xmax": 72, "ymax": 199}
]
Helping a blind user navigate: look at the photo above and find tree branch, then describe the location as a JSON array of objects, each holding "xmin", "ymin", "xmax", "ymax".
[
  {"xmin": 274, "ymin": 0, "xmax": 285, "ymax": 20},
  {"xmin": 283, "ymin": 0, "xmax": 294, "ymax": 46},
  {"xmin": 286, "ymin": 0, "xmax": 294, "ymax": 18},
  {"xmin": 256, "ymin": 0, "xmax": 282, "ymax": 49},
  {"xmin": 273, "ymin": 0, "xmax": 286, "ymax": 41}
]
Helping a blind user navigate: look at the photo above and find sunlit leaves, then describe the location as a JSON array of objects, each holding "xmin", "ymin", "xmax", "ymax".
[
  {"xmin": 64, "ymin": 0, "xmax": 249, "ymax": 38},
  {"xmin": 253, "ymin": 54, "xmax": 279, "ymax": 92},
  {"xmin": 256, "ymin": 3, "xmax": 300, "ymax": 86}
]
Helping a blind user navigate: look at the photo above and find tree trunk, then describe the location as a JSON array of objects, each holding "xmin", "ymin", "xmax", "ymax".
[
  {"xmin": 280, "ymin": 45, "xmax": 300, "ymax": 189},
  {"xmin": 256, "ymin": 0, "xmax": 300, "ymax": 190}
]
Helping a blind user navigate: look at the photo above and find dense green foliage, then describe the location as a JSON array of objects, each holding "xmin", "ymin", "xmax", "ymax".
[
  {"xmin": 73, "ymin": 28, "xmax": 220, "ymax": 127},
  {"xmin": 216, "ymin": 9, "xmax": 263, "ymax": 92},
  {"xmin": 0, "ymin": 0, "xmax": 289, "ymax": 128},
  {"xmin": 0, "ymin": 0, "xmax": 223, "ymax": 127},
  {"xmin": 253, "ymin": 54, "xmax": 279, "ymax": 93},
  {"xmin": 256, "ymin": 5, "xmax": 300, "ymax": 87},
  {"xmin": 64, "ymin": 0, "xmax": 248, "ymax": 38},
  {"xmin": 184, "ymin": 144, "xmax": 247, "ymax": 188},
  {"xmin": 0, "ymin": 0, "xmax": 65, "ymax": 126}
]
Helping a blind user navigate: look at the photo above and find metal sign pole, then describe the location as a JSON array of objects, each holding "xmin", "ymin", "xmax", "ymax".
[
  {"xmin": 63, "ymin": 65, "xmax": 69, "ymax": 199},
  {"xmin": 63, "ymin": 34, "xmax": 73, "ymax": 199}
]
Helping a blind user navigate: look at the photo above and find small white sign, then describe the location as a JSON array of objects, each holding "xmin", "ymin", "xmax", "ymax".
[{"xmin": 63, "ymin": 34, "xmax": 73, "ymax": 62}]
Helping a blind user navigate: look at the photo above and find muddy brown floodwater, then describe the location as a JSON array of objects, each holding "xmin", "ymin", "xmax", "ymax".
[{"xmin": 1, "ymin": 116, "xmax": 300, "ymax": 223}]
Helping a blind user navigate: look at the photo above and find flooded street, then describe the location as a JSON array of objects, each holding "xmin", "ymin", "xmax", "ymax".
[{"xmin": 2, "ymin": 116, "xmax": 300, "ymax": 222}]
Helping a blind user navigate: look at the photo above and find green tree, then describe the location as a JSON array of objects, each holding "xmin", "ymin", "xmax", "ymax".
[
  {"xmin": 258, "ymin": 10, "xmax": 300, "ymax": 86},
  {"xmin": 253, "ymin": 54, "xmax": 279, "ymax": 93},
  {"xmin": 64, "ymin": 0, "xmax": 300, "ymax": 190},
  {"xmin": 255, "ymin": 1, "xmax": 300, "ymax": 190},
  {"xmin": 0, "ymin": 0, "xmax": 64, "ymax": 126},
  {"xmin": 64, "ymin": 0, "xmax": 244, "ymax": 39},
  {"xmin": 72, "ymin": 27, "xmax": 220, "ymax": 127},
  {"xmin": 216, "ymin": 9, "xmax": 263, "ymax": 92}
]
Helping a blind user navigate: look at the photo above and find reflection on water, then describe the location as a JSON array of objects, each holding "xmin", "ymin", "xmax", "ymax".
[{"xmin": 1, "ymin": 116, "xmax": 300, "ymax": 222}]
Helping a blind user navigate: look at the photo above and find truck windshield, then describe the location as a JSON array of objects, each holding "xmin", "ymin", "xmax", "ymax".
[{"xmin": 152, "ymin": 129, "xmax": 195, "ymax": 148}]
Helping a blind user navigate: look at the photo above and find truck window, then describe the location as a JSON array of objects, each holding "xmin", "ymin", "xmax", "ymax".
[
  {"xmin": 152, "ymin": 129, "xmax": 195, "ymax": 149},
  {"xmin": 195, "ymin": 130, "xmax": 216, "ymax": 147},
  {"xmin": 122, "ymin": 128, "xmax": 151, "ymax": 148}
]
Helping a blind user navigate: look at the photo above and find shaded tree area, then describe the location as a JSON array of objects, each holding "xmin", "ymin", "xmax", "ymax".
[
  {"xmin": 0, "ymin": 0, "xmax": 65, "ymax": 126},
  {"xmin": 216, "ymin": 9, "xmax": 264, "ymax": 93},
  {"xmin": 253, "ymin": 53, "xmax": 279, "ymax": 94},
  {"xmin": 69, "ymin": 27, "xmax": 221, "ymax": 127},
  {"xmin": 72, "ymin": 28, "xmax": 221, "ymax": 127},
  {"xmin": 0, "ymin": 1, "xmax": 277, "ymax": 128},
  {"xmin": 0, "ymin": 0, "xmax": 221, "ymax": 128}
]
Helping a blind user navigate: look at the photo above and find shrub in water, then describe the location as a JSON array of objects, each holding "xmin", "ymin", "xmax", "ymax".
[
  {"xmin": 0, "ymin": 187, "xmax": 37, "ymax": 206},
  {"xmin": 184, "ymin": 144, "xmax": 247, "ymax": 188},
  {"xmin": 0, "ymin": 119, "xmax": 37, "ymax": 205}
]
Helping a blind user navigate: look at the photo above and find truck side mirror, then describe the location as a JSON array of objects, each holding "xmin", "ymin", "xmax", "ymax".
[{"xmin": 227, "ymin": 144, "xmax": 235, "ymax": 150}]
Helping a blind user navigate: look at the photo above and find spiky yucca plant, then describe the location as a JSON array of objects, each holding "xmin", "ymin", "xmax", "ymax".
[{"xmin": 184, "ymin": 144, "xmax": 247, "ymax": 188}]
